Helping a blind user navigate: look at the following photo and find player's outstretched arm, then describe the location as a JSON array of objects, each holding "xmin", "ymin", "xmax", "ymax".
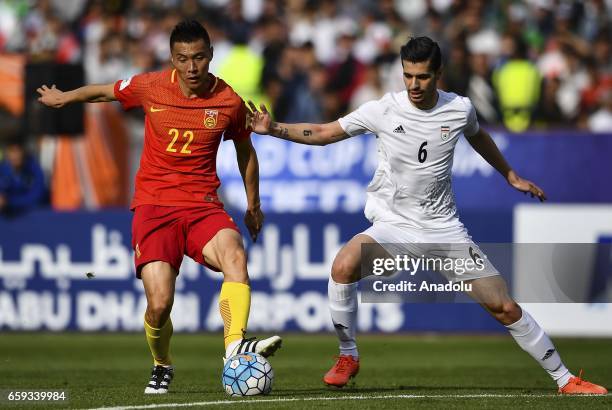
[
  {"xmin": 37, "ymin": 83, "xmax": 116, "ymax": 108},
  {"xmin": 246, "ymin": 101, "xmax": 349, "ymax": 146},
  {"xmin": 466, "ymin": 128, "xmax": 547, "ymax": 201}
]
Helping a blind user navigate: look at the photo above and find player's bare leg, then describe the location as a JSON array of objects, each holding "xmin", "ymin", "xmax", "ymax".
[
  {"xmin": 142, "ymin": 261, "xmax": 177, "ymax": 328},
  {"xmin": 203, "ymin": 228, "xmax": 281, "ymax": 362},
  {"xmin": 323, "ymin": 234, "xmax": 381, "ymax": 387},
  {"xmin": 141, "ymin": 261, "xmax": 177, "ymax": 394},
  {"xmin": 468, "ymin": 275, "xmax": 607, "ymax": 394}
]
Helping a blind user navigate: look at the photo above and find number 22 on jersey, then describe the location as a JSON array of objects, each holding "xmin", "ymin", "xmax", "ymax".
[{"xmin": 166, "ymin": 128, "xmax": 194, "ymax": 154}]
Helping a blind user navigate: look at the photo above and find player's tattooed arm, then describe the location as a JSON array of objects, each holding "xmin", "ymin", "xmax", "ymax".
[
  {"xmin": 247, "ymin": 100, "xmax": 350, "ymax": 145},
  {"xmin": 37, "ymin": 83, "xmax": 116, "ymax": 108},
  {"xmin": 274, "ymin": 121, "xmax": 348, "ymax": 145},
  {"xmin": 271, "ymin": 121, "xmax": 349, "ymax": 146},
  {"xmin": 273, "ymin": 123, "xmax": 289, "ymax": 139}
]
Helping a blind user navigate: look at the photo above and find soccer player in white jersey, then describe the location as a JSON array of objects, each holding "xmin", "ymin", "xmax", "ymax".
[{"xmin": 247, "ymin": 37, "xmax": 607, "ymax": 394}]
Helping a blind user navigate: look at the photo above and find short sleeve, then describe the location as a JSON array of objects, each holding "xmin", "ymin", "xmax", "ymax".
[
  {"xmin": 113, "ymin": 73, "xmax": 150, "ymax": 110},
  {"xmin": 338, "ymin": 100, "xmax": 380, "ymax": 137},
  {"xmin": 463, "ymin": 97, "xmax": 480, "ymax": 137},
  {"xmin": 223, "ymin": 99, "xmax": 251, "ymax": 141}
]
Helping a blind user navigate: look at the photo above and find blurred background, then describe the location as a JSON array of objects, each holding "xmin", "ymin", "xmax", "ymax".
[{"xmin": 0, "ymin": 0, "xmax": 611, "ymax": 336}]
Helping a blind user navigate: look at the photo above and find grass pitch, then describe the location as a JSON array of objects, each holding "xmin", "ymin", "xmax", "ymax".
[{"xmin": 0, "ymin": 333, "xmax": 610, "ymax": 409}]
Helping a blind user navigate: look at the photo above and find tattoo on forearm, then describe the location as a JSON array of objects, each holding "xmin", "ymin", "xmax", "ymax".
[
  {"xmin": 271, "ymin": 122, "xmax": 289, "ymax": 139},
  {"xmin": 303, "ymin": 130, "xmax": 312, "ymax": 136}
]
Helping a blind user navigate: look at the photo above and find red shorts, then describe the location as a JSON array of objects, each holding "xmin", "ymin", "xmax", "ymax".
[{"xmin": 131, "ymin": 204, "xmax": 240, "ymax": 277}]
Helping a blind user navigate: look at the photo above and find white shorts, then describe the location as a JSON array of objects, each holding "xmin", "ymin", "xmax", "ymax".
[{"xmin": 360, "ymin": 221, "xmax": 500, "ymax": 282}]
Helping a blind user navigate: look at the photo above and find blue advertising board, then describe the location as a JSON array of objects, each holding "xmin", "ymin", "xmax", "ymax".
[
  {"xmin": 1, "ymin": 132, "xmax": 609, "ymax": 333},
  {"xmin": 0, "ymin": 210, "xmax": 507, "ymax": 333},
  {"xmin": 217, "ymin": 132, "xmax": 612, "ymax": 212}
]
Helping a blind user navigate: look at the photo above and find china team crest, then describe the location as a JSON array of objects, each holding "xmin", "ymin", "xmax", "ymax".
[
  {"xmin": 440, "ymin": 125, "xmax": 450, "ymax": 141},
  {"xmin": 204, "ymin": 109, "xmax": 218, "ymax": 128}
]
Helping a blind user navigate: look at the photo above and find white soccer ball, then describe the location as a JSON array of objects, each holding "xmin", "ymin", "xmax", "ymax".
[{"xmin": 222, "ymin": 352, "xmax": 274, "ymax": 396}]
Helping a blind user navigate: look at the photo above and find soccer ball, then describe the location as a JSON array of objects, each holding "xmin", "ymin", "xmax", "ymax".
[{"xmin": 222, "ymin": 352, "xmax": 274, "ymax": 396}]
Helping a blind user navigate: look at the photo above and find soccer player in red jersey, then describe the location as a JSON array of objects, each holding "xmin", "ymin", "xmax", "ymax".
[{"xmin": 37, "ymin": 20, "xmax": 281, "ymax": 394}]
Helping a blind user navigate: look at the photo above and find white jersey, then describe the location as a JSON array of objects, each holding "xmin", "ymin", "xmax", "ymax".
[{"xmin": 338, "ymin": 89, "xmax": 480, "ymax": 231}]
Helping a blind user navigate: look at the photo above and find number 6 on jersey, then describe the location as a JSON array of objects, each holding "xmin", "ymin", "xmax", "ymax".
[{"xmin": 418, "ymin": 141, "xmax": 427, "ymax": 163}]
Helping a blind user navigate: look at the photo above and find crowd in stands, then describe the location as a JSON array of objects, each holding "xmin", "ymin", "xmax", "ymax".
[
  {"xmin": 0, "ymin": 0, "xmax": 610, "ymax": 133},
  {"xmin": 0, "ymin": 0, "xmax": 611, "ymax": 214}
]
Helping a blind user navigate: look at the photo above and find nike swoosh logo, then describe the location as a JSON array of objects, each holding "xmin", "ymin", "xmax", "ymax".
[{"xmin": 150, "ymin": 106, "xmax": 166, "ymax": 112}]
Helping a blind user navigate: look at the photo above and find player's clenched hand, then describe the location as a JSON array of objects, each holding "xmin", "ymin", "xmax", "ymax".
[
  {"xmin": 37, "ymin": 84, "xmax": 67, "ymax": 108},
  {"xmin": 244, "ymin": 205, "xmax": 264, "ymax": 242},
  {"xmin": 507, "ymin": 170, "xmax": 547, "ymax": 202},
  {"xmin": 246, "ymin": 100, "xmax": 272, "ymax": 135}
]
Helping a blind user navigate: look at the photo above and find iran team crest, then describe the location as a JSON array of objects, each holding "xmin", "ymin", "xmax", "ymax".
[
  {"xmin": 440, "ymin": 125, "xmax": 451, "ymax": 141},
  {"xmin": 204, "ymin": 109, "xmax": 218, "ymax": 128}
]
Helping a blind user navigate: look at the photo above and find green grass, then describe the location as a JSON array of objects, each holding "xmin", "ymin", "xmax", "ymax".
[{"xmin": 0, "ymin": 333, "xmax": 610, "ymax": 409}]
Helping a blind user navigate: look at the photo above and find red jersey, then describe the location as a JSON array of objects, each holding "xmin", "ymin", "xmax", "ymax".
[{"xmin": 113, "ymin": 69, "xmax": 251, "ymax": 209}]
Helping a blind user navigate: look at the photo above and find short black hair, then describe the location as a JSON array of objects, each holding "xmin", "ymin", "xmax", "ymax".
[
  {"xmin": 400, "ymin": 36, "xmax": 442, "ymax": 72},
  {"xmin": 170, "ymin": 20, "xmax": 211, "ymax": 50}
]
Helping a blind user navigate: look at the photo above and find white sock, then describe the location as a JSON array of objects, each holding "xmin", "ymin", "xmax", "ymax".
[
  {"xmin": 328, "ymin": 278, "xmax": 359, "ymax": 358},
  {"xmin": 505, "ymin": 309, "xmax": 572, "ymax": 387}
]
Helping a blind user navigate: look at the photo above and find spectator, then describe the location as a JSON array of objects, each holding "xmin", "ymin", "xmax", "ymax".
[
  {"xmin": 0, "ymin": 140, "xmax": 47, "ymax": 215},
  {"xmin": 555, "ymin": 45, "xmax": 590, "ymax": 121},
  {"xmin": 588, "ymin": 91, "xmax": 612, "ymax": 133},
  {"xmin": 443, "ymin": 39, "xmax": 471, "ymax": 96},
  {"xmin": 257, "ymin": 16, "xmax": 288, "ymax": 94},
  {"xmin": 207, "ymin": 15, "xmax": 233, "ymax": 75},
  {"xmin": 533, "ymin": 76, "xmax": 568, "ymax": 128},
  {"xmin": 0, "ymin": 107, "xmax": 21, "ymax": 145},
  {"xmin": 467, "ymin": 53, "xmax": 498, "ymax": 125},
  {"xmin": 87, "ymin": 32, "xmax": 129, "ymax": 84},
  {"xmin": 349, "ymin": 60, "xmax": 386, "ymax": 111},
  {"xmin": 493, "ymin": 34, "xmax": 541, "ymax": 132},
  {"xmin": 217, "ymin": 16, "xmax": 265, "ymax": 106},
  {"xmin": 285, "ymin": 63, "xmax": 326, "ymax": 123},
  {"xmin": 276, "ymin": 43, "xmax": 325, "ymax": 123},
  {"xmin": 2, "ymin": 0, "xmax": 612, "ymax": 147},
  {"xmin": 592, "ymin": 29, "xmax": 611, "ymax": 75},
  {"xmin": 353, "ymin": 13, "xmax": 393, "ymax": 64},
  {"xmin": 289, "ymin": 0, "xmax": 343, "ymax": 65},
  {"xmin": 326, "ymin": 18, "xmax": 366, "ymax": 115},
  {"xmin": 578, "ymin": 57, "xmax": 612, "ymax": 126}
]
